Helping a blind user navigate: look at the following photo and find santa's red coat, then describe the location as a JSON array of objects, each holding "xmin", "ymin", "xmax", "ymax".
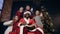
[{"xmin": 9, "ymin": 18, "xmax": 44, "ymax": 34}]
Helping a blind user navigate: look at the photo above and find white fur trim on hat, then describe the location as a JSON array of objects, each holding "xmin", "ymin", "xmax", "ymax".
[{"xmin": 24, "ymin": 11, "xmax": 31, "ymax": 15}]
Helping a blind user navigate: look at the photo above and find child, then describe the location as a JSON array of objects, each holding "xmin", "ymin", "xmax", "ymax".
[{"xmin": 33, "ymin": 10, "xmax": 43, "ymax": 28}]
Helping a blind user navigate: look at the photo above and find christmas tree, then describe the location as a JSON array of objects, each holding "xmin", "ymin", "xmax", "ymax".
[{"xmin": 41, "ymin": 6, "xmax": 55, "ymax": 34}]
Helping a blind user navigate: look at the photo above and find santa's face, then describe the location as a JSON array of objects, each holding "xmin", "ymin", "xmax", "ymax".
[{"xmin": 25, "ymin": 13, "xmax": 30, "ymax": 18}]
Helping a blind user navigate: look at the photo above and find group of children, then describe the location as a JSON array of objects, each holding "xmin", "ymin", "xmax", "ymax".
[{"xmin": 4, "ymin": 5, "xmax": 45, "ymax": 34}]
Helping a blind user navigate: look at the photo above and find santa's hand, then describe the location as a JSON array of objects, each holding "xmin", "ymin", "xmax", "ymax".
[{"xmin": 28, "ymin": 24, "xmax": 35, "ymax": 27}]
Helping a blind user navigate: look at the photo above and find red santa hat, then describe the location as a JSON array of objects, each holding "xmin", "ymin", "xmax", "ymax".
[{"xmin": 24, "ymin": 11, "xmax": 31, "ymax": 15}]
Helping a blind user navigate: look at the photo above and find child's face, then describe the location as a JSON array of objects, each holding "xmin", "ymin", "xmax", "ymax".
[
  {"xmin": 19, "ymin": 7, "xmax": 24, "ymax": 12},
  {"xmin": 26, "ymin": 6, "xmax": 30, "ymax": 10},
  {"xmin": 13, "ymin": 16, "xmax": 18, "ymax": 22},
  {"xmin": 35, "ymin": 10, "xmax": 40, "ymax": 16}
]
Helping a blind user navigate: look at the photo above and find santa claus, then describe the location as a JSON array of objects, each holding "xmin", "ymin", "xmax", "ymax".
[
  {"xmin": 3, "ymin": 11, "xmax": 44, "ymax": 34},
  {"xmin": 17, "ymin": 11, "xmax": 44, "ymax": 34}
]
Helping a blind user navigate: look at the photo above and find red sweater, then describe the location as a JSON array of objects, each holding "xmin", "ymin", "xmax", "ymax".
[{"xmin": 15, "ymin": 11, "xmax": 23, "ymax": 20}]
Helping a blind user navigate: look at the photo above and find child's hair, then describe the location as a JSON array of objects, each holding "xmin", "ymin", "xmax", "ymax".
[
  {"xmin": 20, "ymin": 6, "xmax": 23, "ymax": 7},
  {"xmin": 26, "ymin": 5, "xmax": 31, "ymax": 9},
  {"xmin": 26, "ymin": 5, "xmax": 31, "ymax": 7},
  {"xmin": 12, "ymin": 16, "xmax": 15, "ymax": 19},
  {"xmin": 36, "ymin": 10, "xmax": 40, "ymax": 12}
]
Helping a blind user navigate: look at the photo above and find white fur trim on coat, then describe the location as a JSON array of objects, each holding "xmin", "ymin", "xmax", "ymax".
[{"xmin": 24, "ymin": 11, "xmax": 31, "ymax": 15}]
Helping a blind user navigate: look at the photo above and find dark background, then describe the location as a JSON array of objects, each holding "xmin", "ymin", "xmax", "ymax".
[{"xmin": 0, "ymin": 0, "xmax": 60, "ymax": 34}]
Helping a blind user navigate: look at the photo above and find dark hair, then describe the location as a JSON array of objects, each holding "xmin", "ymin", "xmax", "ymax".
[
  {"xmin": 35, "ymin": 10, "xmax": 40, "ymax": 13},
  {"xmin": 26, "ymin": 4, "xmax": 31, "ymax": 6},
  {"xmin": 26, "ymin": 5, "xmax": 31, "ymax": 8},
  {"xmin": 18, "ymin": 6, "xmax": 23, "ymax": 10},
  {"xmin": 19, "ymin": 6, "xmax": 23, "ymax": 9}
]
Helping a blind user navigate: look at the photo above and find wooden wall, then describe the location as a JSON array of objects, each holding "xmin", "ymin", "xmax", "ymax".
[{"xmin": 1, "ymin": 0, "xmax": 13, "ymax": 22}]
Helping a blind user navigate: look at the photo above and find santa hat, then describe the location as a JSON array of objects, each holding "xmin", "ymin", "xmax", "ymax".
[{"xmin": 24, "ymin": 11, "xmax": 31, "ymax": 15}]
